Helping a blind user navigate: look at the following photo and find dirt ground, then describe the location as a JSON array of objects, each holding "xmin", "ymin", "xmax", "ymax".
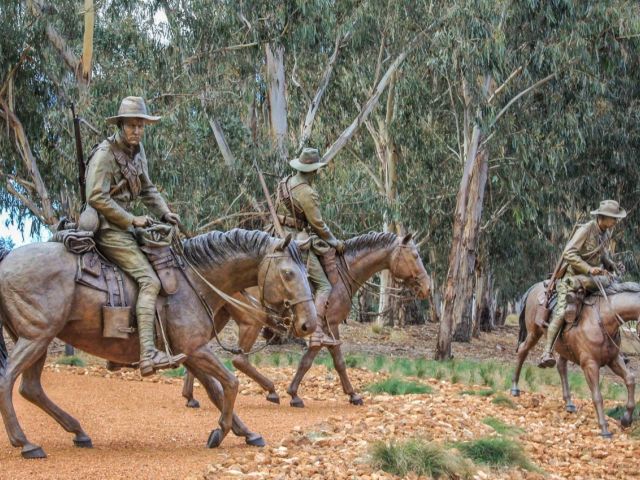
[{"xmin": 1, "ymin": 323, "xmax": 638, "ymax": 479}]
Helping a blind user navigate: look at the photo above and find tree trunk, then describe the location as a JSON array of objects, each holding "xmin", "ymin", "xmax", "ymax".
[
  {"xmin": 435, "ymin": 123, "xmax": 489, "ymax": 359},
  {"xmin": 357, "ymin": 288, "xmax": 376, "ymax": 323},
  {"xmin": 265, "ymin": 43, "xmax": 288, "ymax": 166}
]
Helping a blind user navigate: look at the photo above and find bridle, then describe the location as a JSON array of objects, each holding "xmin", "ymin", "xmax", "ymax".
[
  {"xmin": 390, "ymin": 244, "xmax": 430, "ymax": 297},
  {"xmin": 255, "ymin": 252, "xmax": 313, "ymax": 336}
]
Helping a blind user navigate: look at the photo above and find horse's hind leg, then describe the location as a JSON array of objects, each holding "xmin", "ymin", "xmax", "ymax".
[
  {"xmin": 19, "ymin": 352, "xmax": 92, "ymax": 447},
  {"xmin": 557, "ymin": 356, "xmax": 576, "ymax": 413},
  {"xmin": 0, "ymin": 337, "xmax": 50, "ymax": 458},
  {"xmin": 511, "ymin": 328, "xmax": 543, "ymax": 396},
  {"xmin": 608, "ymin": 354, "xmax": 636, "ymax": 429},
  {"xmin": 186, "ymin": 365, "xmax": 265, "ymax": 447},
  {"xmin": 582, "ymin": 359, "xmax": 611, "ymax": 438}
]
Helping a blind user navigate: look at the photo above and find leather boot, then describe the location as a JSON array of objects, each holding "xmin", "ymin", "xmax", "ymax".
[
  {"xmin": 309, "ymin": 291, "xmax": 341, "ymax": 348},
  {"xmin": 137, "ymin": 313, "xmax": 186, "ymax": 376},
  {"xmin": 538, "ymin": 312, "xmax": 564, "ymax": 369}
]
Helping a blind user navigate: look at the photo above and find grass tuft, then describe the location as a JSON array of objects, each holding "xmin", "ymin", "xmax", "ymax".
[
  {"xmin": 370, "ymin": 439, "xmax": 473, "ymax": 479},
  {"xmin": 606, "ymin": 405, "xmax": 640, "ymax": 422},
  {"xmin": 457, "ymin": 437, "xmax": 538, "ymax": 471},
  {"xmin": 460, "ymin": 389, "xmax": 495, "ymax": 397},
  {"xmin": 491, "ymin": 394, "xmax": 517, "ymax": 409},
  {"xmin": 366, "ymin": 377, "xmax": 433, "ymax": 396},
  {"xmin": 55, "ymin": 355, "xmax": 86, "ymax": 367},
  {"xmin": 482, "ymin": 417, "xmax": 525, "ymax": 436}
]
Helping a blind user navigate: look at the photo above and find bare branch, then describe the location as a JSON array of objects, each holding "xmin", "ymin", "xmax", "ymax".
[
  {"xmin": 298, "ymin": 31, "xmax": 347, "ymax": 149},
  {"xmin": 200, "ymin": 95, "xmax": 236, "ymax": 167},
  {"xmin": 6, "ymin": 181, "xmax": 45, "ymax": 221},
  {"xmin": 492, "ymin": 73, "xmax": 557, "ymax": 127},
  {"xmin": 81, "ymin": 0, "xmax": 95, "ymax": 82},
  {"xmin": 487, "ymin": 66, "xmax": 523, "ymax": 104},
  {"xmin": 346, "ymin": 147, "xmax": 384, "ymax": 194}
]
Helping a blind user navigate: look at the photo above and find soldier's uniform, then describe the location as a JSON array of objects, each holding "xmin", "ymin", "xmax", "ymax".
[
  {"xmin": 85, "ymin": 96, "xmax": 186, "ymax": 375},
  {"xmin": 538, "ymin": 200, "xmax": 626, "ymax": 368},
  {"xmin": 276, "ymin": 148, "xmax": 342, "ymax": 348}
]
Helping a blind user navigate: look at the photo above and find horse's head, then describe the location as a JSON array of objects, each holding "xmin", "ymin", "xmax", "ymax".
[
  {"xmin": 257, "ymin": 234, "xmax": 317, "ymax": 337},
  {"xmin": 388, "ymin": 233, "xmax": 431, "ymax": 299}
]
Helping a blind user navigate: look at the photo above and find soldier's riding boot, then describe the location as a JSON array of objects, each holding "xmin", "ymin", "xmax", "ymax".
[
  {"xmin": 137, "ymin": 282, "xmax": 186, "ymax": 376},
  {"xmin": 538, "ymin": 312, "xmax": 564, "ymax": 369},
  {"xmin": 309, "ymin": 291, "xmax": 341, "ymax": 348}
]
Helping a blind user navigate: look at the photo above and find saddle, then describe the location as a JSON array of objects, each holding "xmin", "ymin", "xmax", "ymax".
[
  {"xmin": 75, "ymin": 250, "xmax": 175, "ymax": 345},
  {"xmin": 535, "ymin": 279, "xmax": 585, "ymax": 328}
]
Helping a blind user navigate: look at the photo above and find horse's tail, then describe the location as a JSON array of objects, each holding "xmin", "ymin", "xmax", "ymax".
[
  {"xmin": 0, "ymin": 246, "xmax": 11, "ymax": 373},
  {"xmin": 516, "ymin": 284, "xmax": 535, "ymax": 352}
]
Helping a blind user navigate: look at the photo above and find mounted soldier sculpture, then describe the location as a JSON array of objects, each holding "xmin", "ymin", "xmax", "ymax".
[
  {"xmin": 83, "ymin": 96, "xmax": 186, "ymax": 375},
  {"xmin": 538, "ymin": 200, "xmax": 626, "ymax": 368},
  {"xmin": 274, "ymin": 147, "xmax": 344, "ymax": 348}
]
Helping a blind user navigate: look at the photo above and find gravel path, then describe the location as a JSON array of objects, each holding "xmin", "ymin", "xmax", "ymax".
[{"xmin": 0, "ymin": 368, "xmax": 362, "ymax": 480}]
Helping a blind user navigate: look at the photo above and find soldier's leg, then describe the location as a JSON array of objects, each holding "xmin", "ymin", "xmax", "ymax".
[
  {"xmin": 538, "ymin": 278, "xmax": 571, "ymax": 368},
  {"xmin": 96, "ymin": 229, "xmax": 186, "ymax": 375},
  {"xmin": 307, "ymin": 252, "xmax": 340, "ymax": 348}
]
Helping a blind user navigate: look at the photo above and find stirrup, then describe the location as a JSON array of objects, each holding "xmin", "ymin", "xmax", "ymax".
[
  {"xmin": 139, "ymin": 350, "xmax": 187, "ymax": 377},
  {"xmin": 537, "ymin": 352, "xmax": 556, "ymax": 369}
]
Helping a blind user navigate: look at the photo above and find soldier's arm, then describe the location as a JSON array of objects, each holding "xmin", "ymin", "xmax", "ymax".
[
  {"xmin": 562, "ymin": 224, "xmax": 593, "ymax": 275},
  {"xmin": 137, "ymin": 144, "xmax": 171, "ymax": 220},
  {"xmin": 296, "ymin": 186, "xmax": 339, "ymax": 245},
  {"xmin": 601, "ymin": 235, "xmax": 618, "ymax": 273},
  {"xmin": 86, "ymin": 149, "xmax": 135, "ymax": 229}
]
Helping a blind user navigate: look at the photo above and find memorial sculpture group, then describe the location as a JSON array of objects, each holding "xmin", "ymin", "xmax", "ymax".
[{"xmin": 0, "ymin": 98, "xmax": 636, "ymax": 460}]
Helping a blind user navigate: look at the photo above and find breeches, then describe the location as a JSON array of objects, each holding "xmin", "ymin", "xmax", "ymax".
[{"xmin": 95, "ymin": 228, "xmax": 160, "ymax": 317}]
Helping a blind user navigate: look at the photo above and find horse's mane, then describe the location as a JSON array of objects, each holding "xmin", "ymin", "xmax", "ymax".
[
  {"xmin": 345, "ymin": 231, "xmax": 398, "ymax": 253},
  {"xmin": 596, "ymin": 281, "xmax": 640, "ymax": 296},
  {"xmin": 182, "ymin": 228, "xmax": 303, "ymax": 268}
]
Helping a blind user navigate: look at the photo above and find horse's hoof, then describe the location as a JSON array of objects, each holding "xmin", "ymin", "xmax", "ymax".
[
  {"xmin": 186, "ymin": 399, "xmax": 200, "ymax": 409},
  {"xmin": 245, "ymin": 434, "xmax": 266, "ymax": 447},
  {"xmin": 290, "ymin": 397, "xmax": 305, "ymax": 408},
  {"xmin": 21, "ymin": 445, "xmax": 47, "ymax": 459},
  {"xmin": 206, "ymin": 429, "xmax": 224, "ymax": 448},
  {"xmin": 565, "ymin": 404, "xmax": 577, "ymax": 414},
  {"xmin": 349, "ymin": 395, "xmax": 364, "ymax": 406},
  {"xmin": 73, "ymin": 435, "xmax": 93, "ymax": 448},
  {"xmin": 600, "ymin": 431, "xmax": 613, "ymax": 439},
  {"xmin": 266, "ymin": 392, "xmax": 280, "ymax": 404},
  {"xmin": 510, "ymin": 388, "xmax": 521, "ymax": 397},
  {"xmin": 621, "ymin": 414, "xmax": 633, "ymax": 428}
]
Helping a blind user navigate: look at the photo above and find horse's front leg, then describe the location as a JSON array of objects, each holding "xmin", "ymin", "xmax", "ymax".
[
  {"xmin": 581, "ymin": 358, "xmax": 611, "ymax": 437},
  {"xmin": 327, "ymin": 337, "xmax": 361, "ymax": 406},
  {"xmin": 556, "ymin": 356, "xmax": 576, "ymax": 413},
  {"xmin": 186, "ymin": 365, "xmax": 265, "ymax": 447},
  {"xmin": 182, "ymin": 371, "xmax": 200, "ymax": 408},
  {"xmin": 287, "ymin": 345, "xmax": 322, "ymax": 408},
  {"xmin": 233, "ymin": 323, "xmax": 279, "ymax": 404},
  {"xmin": 186, "ymin": 344, "xmax": 238, "ymax": 448},
  {"xmin": 608, "ymin": 354, "xmax": 636, "ymax": 429}
]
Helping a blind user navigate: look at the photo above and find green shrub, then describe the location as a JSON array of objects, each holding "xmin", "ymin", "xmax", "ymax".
[
  {"xmin": 162, "ymin": 366, "xmax": 187, "ymax": 377},
  {"xmin": 606, "ymin": 405, "xmax": 640, "ymax": 422},
  {"xmin": 457, "ymin": 437, "xmax": 538, "ymax": 471},
  {"xmin": 366, "ymin": 377, "xmax": 433, "ymax": 395},
  {"xmin": 491, "ymin": 394, "xmax": 517, "ymax": 409},
  {"xmin": 370, "ymin": 439, "xmax": 473, "ymax": 479},
  {"xmin": 55, "ymin": 356, "xmax": 86, "ymax": 367},
  {"xmin": 223, "ymin": 359, "xmax": 235, "ymax": 371},
  {"xmin": 372, "ymin": 355, "xmax": 386, "ymax": 372},
  {"xmin": 345, "ymin": 354, "xmax": 361, "ymax": 368},
  {"xmin": 482, "ymin": 417, "xmax": 525, "ymax": 436}
]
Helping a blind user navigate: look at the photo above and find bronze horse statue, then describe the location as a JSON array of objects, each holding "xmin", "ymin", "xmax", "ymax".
[
  {"xmin": 512, "ymin": 280, "xmax": 638, "ymax": 437},
  {"xmin": 0, "ymin": 229, "xmax": 316, "ymax": 458},
  {"xmin": 182, "ymin": 232, "xmax": 431, "ymax": 408}
]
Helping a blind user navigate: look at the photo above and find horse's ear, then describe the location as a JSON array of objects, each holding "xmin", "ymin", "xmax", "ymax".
[
  {"xmin": 276, "ymin": 233, "xmax": 293, "ymax": 251},
  {"xmin": 401, "ymin": 233, "xmax": 413, "ymax": 245},
  {"xmin": 296, "ymin": 238, "xmax": 311, "ymax": 251}
]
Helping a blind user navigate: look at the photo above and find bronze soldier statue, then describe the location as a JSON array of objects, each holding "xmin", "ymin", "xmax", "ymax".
[
  {"xmin": 85, "ymin": 96, "xmax": 186, "ymax": 375},
  {"xmin": 275, "ymin": 148, "xmax": 343, "ymax": 348},
  {"xmin": 538, "ymin": 200, "xmax": 626, "ymax": 368}
]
